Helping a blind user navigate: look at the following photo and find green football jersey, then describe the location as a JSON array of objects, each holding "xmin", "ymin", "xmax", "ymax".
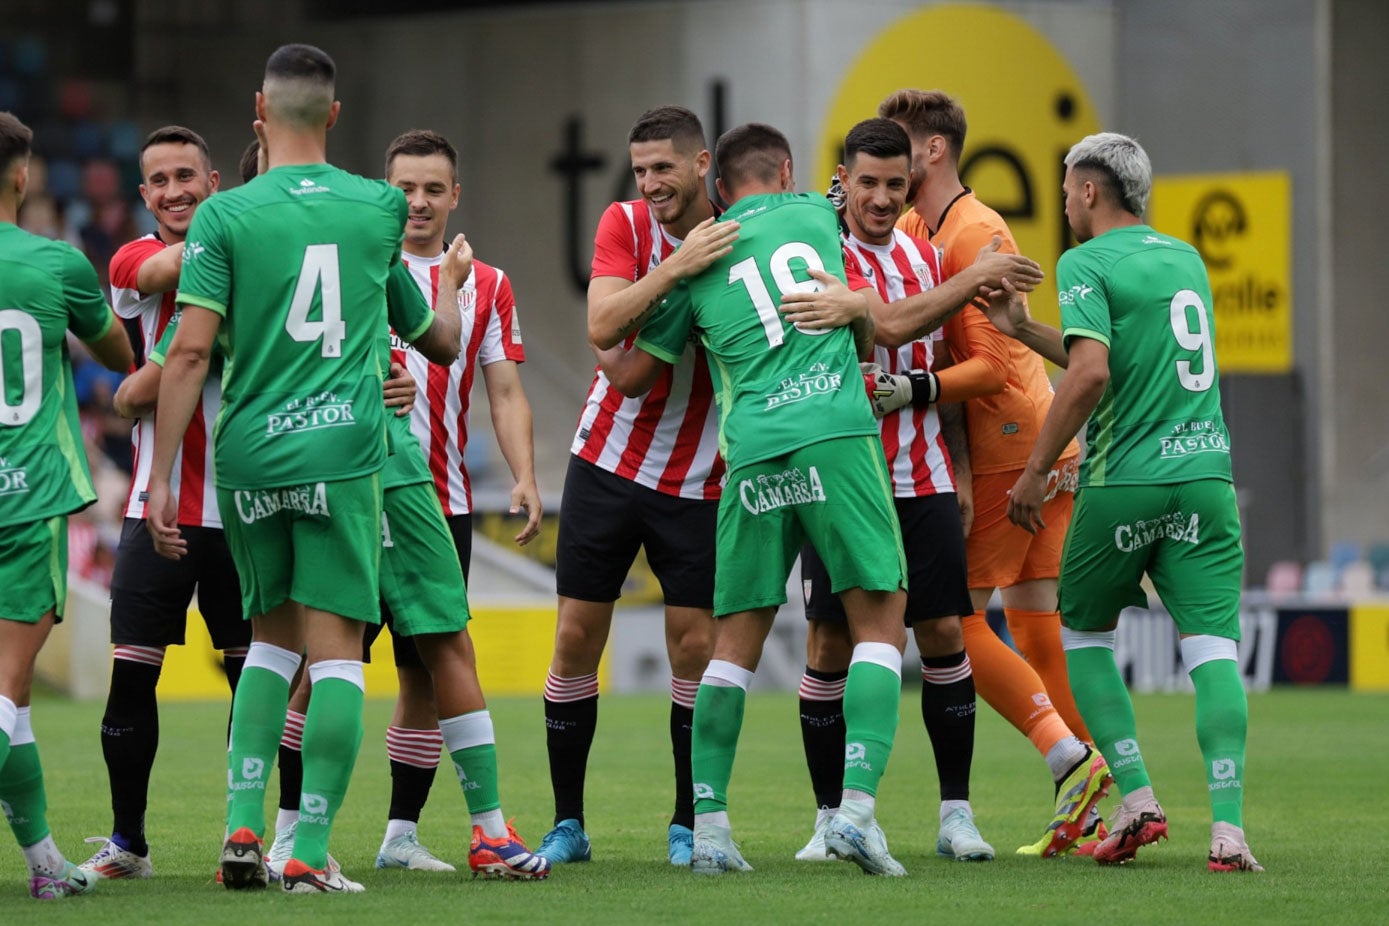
[
  {"xmin": 380, "ymin": 260, "xmax": 435, "ymax": 490},
  {"xmin": 637, "ymin": 192, "xmax": 877, "ymax": 471},
  {"xmin": 176, "ymin": 163, "xmax": 413, "ymax": 489},
  {"xmin": 0, "ymin": 224, "xmax": 114, "ymax": 527},
  {"xmin": 1058, "ymin": 224, "xmax": 1232, "ymax": 487},
  {"xmin": 159, "ymin": 258, "xmax": 433, "ymax": 491}
]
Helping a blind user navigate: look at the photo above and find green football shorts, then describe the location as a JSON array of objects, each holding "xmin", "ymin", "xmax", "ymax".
[
  {"xmin": 0, "ymin": 515, "xmax": 66, "ymax": 623},
  {"xmin": 714, "ymin": 435, "xmax": 906, "ymax": 617},
  {"xmin": 219, "ymin": 474, "xmax": 383, "ymax": 623},
  {"xmin": 380, "ymin": 481, "xmax": 469, "ymax": 636},
  {"xmin": 1059, "ymin": 479, "xmax": 1244, "ymax": 638}
]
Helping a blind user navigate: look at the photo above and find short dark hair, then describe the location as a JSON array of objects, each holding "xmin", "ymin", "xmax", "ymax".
[
  {"xmin": 714, "ymin": 122, "xmax": 791, "ymax": 193},
  {"xmin": 628, "ymin": 105, "xmax": 706, "ymax": 154},
  {"xmin": 843, "ymin": 118, "xmax": 911, "ymax": 168},
  {"xmin": 0, "ymin": 111, "xmax": 34, "ymax": 180},
  {"xmin": 263, "ymin": 44, "xmax": 336, "ymax": 127},
  {"xmin": 238, "ymin": 140, "xmax": 260, "ymax": 184},
  {"xmin": 877, "ymin": 89, "xmax": 967, "ymax": 162},
  {"xmin": 140, "ymin": 125, "xmax": 211, "ymax": 171},
  {"xmin": 385, "ymin": 130, "xmax": 458, "ymax": 182},
  {"xmin": 265, "ymin": 43, "xmax": 336, "ymax": 84}
]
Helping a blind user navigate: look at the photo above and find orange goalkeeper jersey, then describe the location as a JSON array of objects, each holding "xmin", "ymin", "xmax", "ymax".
[{"xmin": 899, "ymin": 192, "xmax": 1078, "ymax": 474}]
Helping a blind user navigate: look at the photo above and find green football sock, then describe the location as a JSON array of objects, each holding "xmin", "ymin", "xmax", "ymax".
[
  {"xmin": 841, "ymin": 660, "xmax": 900, "ymax": 797},
  {"xmin": 690, "ymin": 683, "xmax": 746, "ymax": 814},
  {"xmin": 1190, "ymin": 659, "xmax": 1248, "ymax": 827},
  {"xmin": 0, "ymin": 741, "xmax": 50, "ymax": 847},
  {"xmin": 225, "ymin": 666, "xmax": 290, "ymax": 837},
  {"xmin": 452, "ymin": 743, "xmax": 501, "ymax": 815},
  {"xmin": 293, "ymin": 676, "xmax": 364, "ymax": 870},
  {"xmin": 1066, "ymin": 644, "xmax": 1152, "ymax": 793}
]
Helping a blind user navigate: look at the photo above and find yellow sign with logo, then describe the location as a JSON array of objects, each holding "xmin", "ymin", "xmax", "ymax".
[
  {"xmin": 1149, "ymin": 172, "xmax": 1292, "ymax": 372},
  {"xmin": 817, "ymin": 4, "xmax": 1101, "ymax": 329}
]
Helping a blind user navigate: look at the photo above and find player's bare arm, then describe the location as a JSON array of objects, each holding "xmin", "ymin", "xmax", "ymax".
[
  {"xmin": 778, "ymin": 268, "xmax": 875, "ymax": 359},
  {"xmin": 406, "ymin": 233, "xmax": 469, "ymax": 365},
  {"xmin": 113, "ymin": 361, "xmax": 160, "ymax": 419},
  {"xmin": 481, "ymin": 359, "xmax": 542, "ymax": 546},
  {"xmin": 595, "ymin": 342, "xmax": 668, "ymax": 398},
  {"xmin": 872, "ymin": 238, "xmax": 1043, "ymax": 348},
  {"xmin": 1007, "ymin": 336, "xmax": 1109, "ymax": 534},
  {"xmin": 939, "ymin": 400, "xmax": 974, "ymax": 538},
  {"xmin": 980, "ymin": 277, "xmax": 1069, "ymax": 368},
  {"xmin": 382, "ymin": 361, "xmax": 417, "ymax": 417},
  {"xmin": 134, "ymin": 243, "xmax": 184, "ymax": 295},
  {"xmin": 587, "ymin": 216, "xmax": 741, "ymax": 350},
  {"xmin": 146, "ymin": 305, "xmax": 220, "ymax": 560}
]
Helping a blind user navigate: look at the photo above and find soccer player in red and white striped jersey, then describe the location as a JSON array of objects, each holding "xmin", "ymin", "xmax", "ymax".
[
  {"xmin": 81, "ymin": 127, "xmax": 250, "ymax": 882},
  {"xmin": 539, "ymin": 106, "xmax": 740, "ymax": 867},
  {"xmin": 785, "ymin": 118, "xmax": 1044, "ymax": 863},
  {"xmin": 358, "ymin": 130, "xmax": 542, "ymax": 873}
]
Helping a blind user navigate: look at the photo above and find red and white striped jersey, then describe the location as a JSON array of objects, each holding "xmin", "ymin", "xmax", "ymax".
[
  {"xmin": 842, "ymin": 230, "xmax": 956, "ymax": 498},
  {"xmin": 574, "ymin": 199, "xmax": 723, "ymax": 500},
  {"xmin": 110, "ymin": 235, "xmax": 222, "ymax": 528},
  {"xmin": 390, "ymin": 253, "xmax": 526, "ymax": 516}
]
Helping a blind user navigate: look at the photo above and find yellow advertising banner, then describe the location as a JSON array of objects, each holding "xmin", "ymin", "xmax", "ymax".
[
  {"xmin": 1149, "ymin": 172, "xmax": 1292, "ymax": 373},
  {"xmin": 157, "ymin": 604, "xmax": 594, "ymax": 700},
  {"xmin": 1349, "ymin": 603, "xmax": 1389, "ymax": 692}
]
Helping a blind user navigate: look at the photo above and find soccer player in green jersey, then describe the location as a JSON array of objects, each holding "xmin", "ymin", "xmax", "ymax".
[
  {"xmin": 998, "ymin": 132, "xmax": 1261, "ymax": 872},
  {"xmin": 609, "ymin": 123, "xmax": 911, "ymax": 876},
  {"xmin": 145, "ymin": 45, "xmax": 462, "ymax": 894},
  {"xmin": 0, "ymin": 111, "xmax": 134, "ymax": 900}
]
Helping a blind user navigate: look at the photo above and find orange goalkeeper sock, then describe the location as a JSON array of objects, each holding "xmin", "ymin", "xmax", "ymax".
[
  {"xmin": 1006, "ymin": 608, "xmax": 1092, "ymax": 743},
  {"xmin": 961, "ymin": 610, "xmax": 1071, "ymax": 758}
]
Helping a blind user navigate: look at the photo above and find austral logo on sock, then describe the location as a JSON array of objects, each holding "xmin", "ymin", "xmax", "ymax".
[
  {"xmin": 301, "ymin": 793, "xmax": 330, "ymax": 826},
  {"xmin": 693, "ymin": 783, "xmax": 716, "ymax": 801},
  {"xmin": 1210, "ymin": 759, "xmax": 1241, "ymax": 790},
  {"xmin": 845, "ymin": 742, "xmax": 872, "ymax": 771},
  {"xmin": 1111, "ymin": 738, "xmax": 1143, "ymax": 770},
  {"xmin": 228, "ymin": 758, "xmax": 267, "ymax": 791},
  {"xmin": 454, "ymin": 763, "xmax": 480, "ymax": 792}
]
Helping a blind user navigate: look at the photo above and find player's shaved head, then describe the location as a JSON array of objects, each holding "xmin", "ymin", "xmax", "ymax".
[
  {"xmin": 386, "ymin": 130, "xmax": 458, "ymax": 183},
  {"xmin": 715, "ymin": 122, "xmax": 792, "ymax": 194},
  {"xmin": 628, "ymin": 106, "xmax": 707, "ymax": 156},
  {"xmin": 0, "ymin": 111, "xmax": 33, "ymax": 182},
  {"xmin": 262, "ymin": 43, "xmax": 336, "ymax": 128},
  {"xmin": 878, "ymin": 89, "xmax": 967, "ymax": 163},
  {"xmin": 1065, "ymin": 132, "xmax": 1152, "ymax": 217}
]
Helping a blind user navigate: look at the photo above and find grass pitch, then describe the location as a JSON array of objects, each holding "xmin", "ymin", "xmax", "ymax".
[{"xmin": 3, "ymin": 688, "xmax": 1382, "ymax": 924}]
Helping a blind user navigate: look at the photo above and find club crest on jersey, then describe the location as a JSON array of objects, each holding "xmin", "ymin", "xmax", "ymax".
[
  {"xmin": 0, "ymin": 459, "xmax": 29, "ymax": 497},
  {"xmin": 266, "ymin": 391, "xmax": 357, "ymax": 437},
  {"xmin": 912, "ymin": 263, "xmax": 936, "ymax": 289},
  {"xmin": 739, "ymin": 466, "xmax": 826, "ymax": 515},
  {"xmin": 764, "ymin": 362, "xmax": 842, "ymax": 410}
]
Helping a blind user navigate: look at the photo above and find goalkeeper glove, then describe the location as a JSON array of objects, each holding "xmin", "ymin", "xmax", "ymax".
[
  {"xmin": 861, "ymin": 362, "xmax": 913, "ymax": 418},
  {"xmin": 860, "ymin": 363, "xmax": 940, "ymax": 418}
]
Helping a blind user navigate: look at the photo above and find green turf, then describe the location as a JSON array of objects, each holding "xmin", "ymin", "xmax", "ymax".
[{"xmin": 2, "ymin": 688, "xmax": 1382, "ymax": 924}]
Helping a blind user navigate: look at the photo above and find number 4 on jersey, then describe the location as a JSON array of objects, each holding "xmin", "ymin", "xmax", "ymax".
[{"xmin": 286, "ymin": 244, "xmax": 345, "ymax": 358}]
